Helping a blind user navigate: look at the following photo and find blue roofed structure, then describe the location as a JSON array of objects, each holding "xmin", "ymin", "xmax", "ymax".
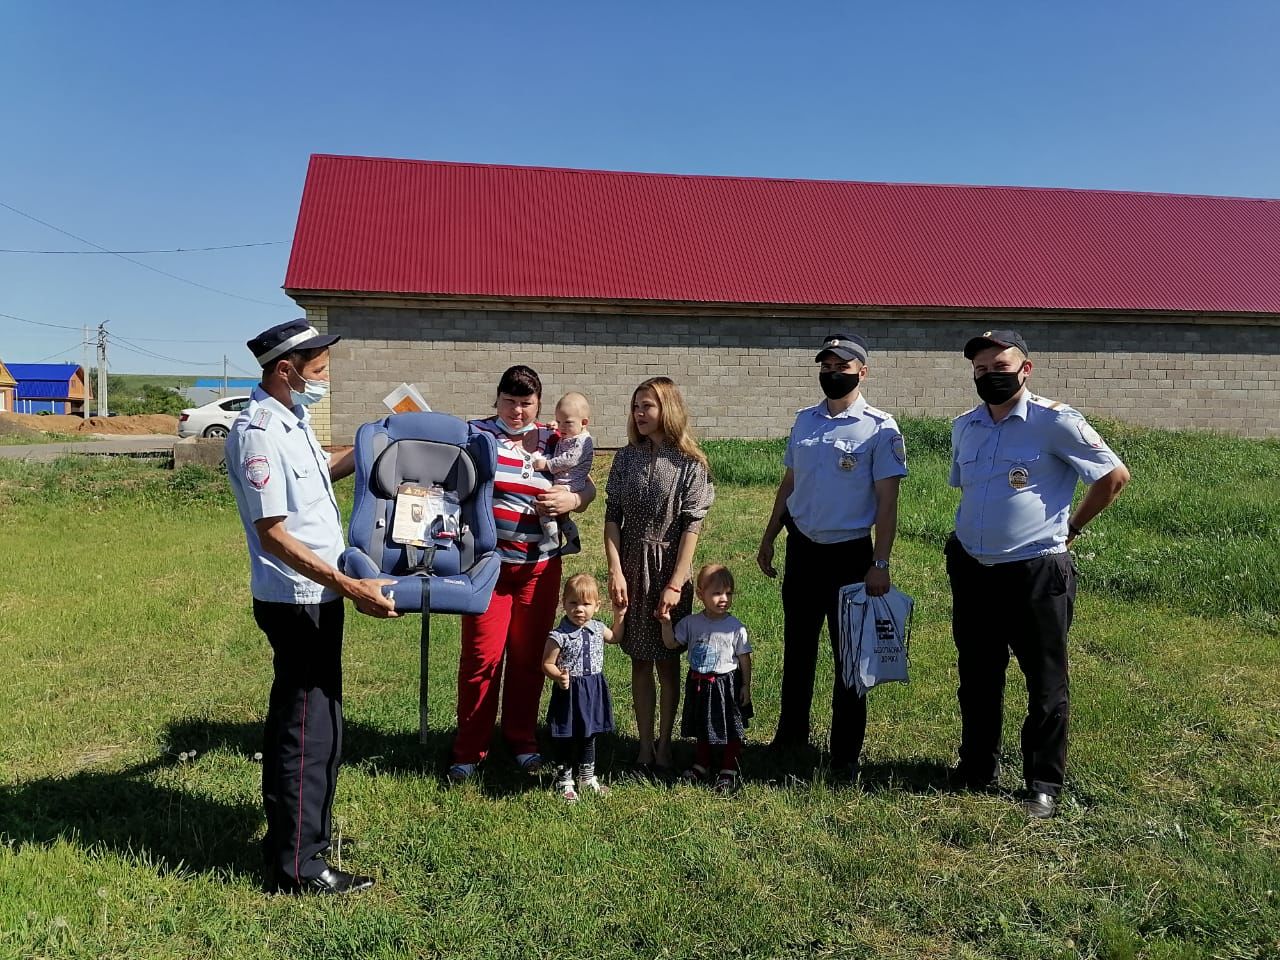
[{"xmin": 7, "ymin": 363, "xmax": 92, "ymax": 415}]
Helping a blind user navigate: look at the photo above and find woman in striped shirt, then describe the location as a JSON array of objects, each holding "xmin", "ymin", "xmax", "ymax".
[{"xmin": 449, "ymin": 365, "xmax": 596, "ymax": 782}]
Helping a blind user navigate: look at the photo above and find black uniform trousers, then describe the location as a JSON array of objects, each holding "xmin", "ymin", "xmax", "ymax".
[
  {"xmin": 252, "ymin": 598, "xmax": 344, "ymax": 883},
  {"xmin": 944, "ymin": 534, "xmax": 1076, "ymax": 796},
  {"xmin": 773, "ymin": 526, "xmax": 873, "ymax": 768}
]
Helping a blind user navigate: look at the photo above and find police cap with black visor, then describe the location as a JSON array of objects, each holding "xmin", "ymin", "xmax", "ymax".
[
  {"xmin": 248, "ymin": 319, "xmax": 342, "ymax": 368},
  {"xmin": 965, "ymin": 329, "xmax": 1030, "ymax": 406}
]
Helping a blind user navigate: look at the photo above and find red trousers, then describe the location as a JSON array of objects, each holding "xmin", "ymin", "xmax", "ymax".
[{"xmin": 453, "ymin": 556, "xmax": 561, "ymax": 764}]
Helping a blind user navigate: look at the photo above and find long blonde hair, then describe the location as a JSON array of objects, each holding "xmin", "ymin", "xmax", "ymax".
[{"xmin": 627, "ymin": 376, "xmax": 708, "ymax": 473}]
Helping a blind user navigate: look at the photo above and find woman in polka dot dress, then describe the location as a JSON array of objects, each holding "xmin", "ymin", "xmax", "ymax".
[{"xmin": 605, "ymin": 377, "xmax": 714, "ymax": 776}]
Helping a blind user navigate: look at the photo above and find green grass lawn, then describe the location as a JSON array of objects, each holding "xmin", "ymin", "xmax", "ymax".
[{"xmin": 1, "ymin": 422, "xmax": 1278, "ymax": 959}]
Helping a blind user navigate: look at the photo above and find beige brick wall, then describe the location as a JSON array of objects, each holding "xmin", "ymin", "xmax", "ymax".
[
  {"xmin": 312, "ymin": 303, "xmax": 1280, "ymax": 446},
  {"xmin": 303, "ymin": 305, "xmax": 333, "ymax": 444}
]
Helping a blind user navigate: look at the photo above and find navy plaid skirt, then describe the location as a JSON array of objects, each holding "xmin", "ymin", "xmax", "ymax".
[{"xmin": 680, "ymin": 670, "xmax": 748, "ymax": 744}]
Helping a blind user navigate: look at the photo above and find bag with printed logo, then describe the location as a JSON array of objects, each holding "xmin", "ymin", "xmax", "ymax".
[{"xmin": 838, "ymin": 583, "xmax": 914, "ymax": 696}]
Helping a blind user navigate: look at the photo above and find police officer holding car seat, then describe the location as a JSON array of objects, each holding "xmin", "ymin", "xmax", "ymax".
[
  {"xmin": 947, "ymin": 330, "xmax": 1129, "ymax": 819},
  {"xmin": 226, "ymin": 319, "xmax": 398, "ymax": 895},
  {"xmin": 757, "ymin": 333, "xmax": 908, "ymax": 783}
]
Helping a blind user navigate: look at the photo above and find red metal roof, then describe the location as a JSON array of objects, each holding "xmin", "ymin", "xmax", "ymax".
[{"xmin": 285, "ymin": 155, "xmax": 1280, "ymax": 314}]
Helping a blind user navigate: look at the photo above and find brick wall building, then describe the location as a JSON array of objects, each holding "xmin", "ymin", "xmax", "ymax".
[{"xmin": 285, "ymin": 156, "xmax": 1280, "ymax": 445}]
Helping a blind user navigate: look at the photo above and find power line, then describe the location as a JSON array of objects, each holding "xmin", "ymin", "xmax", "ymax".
[
  {"xmin": 4, "ymin": 307, "xmax": 267, "ymax": 373},
  {"xmin": 0, "ymin": 310, "xmax": 83, "ymax": 331},
  {"xmin": 0, "ymin": 241, "xmax": 286, "ymax": 254},
  {"xmin": 116, "ymin": 333, "xmax": 250, "ymax": 344},
  {"xmin": 2, "ymin": 308, "xmax": 225, "ymax": 342},
  {"xmin": 0, "ymin": 200, "xmax": 292, "ymax": 308},
  {"xmin": 32, "ymin": 339, "xmax": 91, "ymax": 363},
  {"xmin": 227, "ymin": 359, "xmax": 260, "ymax": 377},
  {"xmin": 108, "ymin": 333, "xmax": 223, "ymax": 368},
  {"xmin": 108, "ymin": 341, "xmax": 220, "ymax": 368},
  {"xmin": 0, "ymin": 313, "xmax": 84, "ymax": 335},
  {"xmin": 2, "ymin": 307, "xmax": 270, "ymax": 347}
]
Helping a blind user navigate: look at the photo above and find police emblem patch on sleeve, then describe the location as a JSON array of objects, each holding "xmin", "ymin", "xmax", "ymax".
[
  {"xmin": 1077, "ymin": 421, "xmax": 1104, "ymax": 448},
  {"xmin": 244, "ymin": 455, "xmax": 271, "ymax": 490},
  {"xmin": 892, "ymin": 434, "xmax": 907, "ymax": 464}
]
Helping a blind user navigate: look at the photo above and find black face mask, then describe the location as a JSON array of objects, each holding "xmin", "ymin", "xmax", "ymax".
[
  {"xmin": 819, "ymin": 370, "xmax": 860, "ymax": 400},
  {"xmin": 974, "ymin": 370, "xmax": 1025, "ymax": 405}
]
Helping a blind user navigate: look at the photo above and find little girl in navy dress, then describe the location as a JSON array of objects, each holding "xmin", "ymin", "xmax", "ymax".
[
  {"xmin": 541, "ymin": 573, "xmax": 619, "ymax": 801},
  {"xmin": 659, "ymin": 563, "xmax": 753, "ymax": 794}
]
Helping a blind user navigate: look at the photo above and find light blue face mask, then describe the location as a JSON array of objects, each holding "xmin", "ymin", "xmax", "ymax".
[
  {"xmin": 289, "ymin": 373, "xmax": 329, "ymax": 407},
  {"xmin": 497, "ymin": 417, "xmax": 538, "ymax": 435}
]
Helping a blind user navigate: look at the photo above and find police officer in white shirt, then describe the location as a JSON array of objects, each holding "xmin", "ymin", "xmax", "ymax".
[
  {"xmin": 226, "ymin": 319, "xmax": 397, "ymax": 894},
  {"xmin": 947, "ymin": 330, "xmax": 1129, "ymax": 818},
  {"xmin": 758, "ymin": 334, "xmax": 908, "ymax": 782}
]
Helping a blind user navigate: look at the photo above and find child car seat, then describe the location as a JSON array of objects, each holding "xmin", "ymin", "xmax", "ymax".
[{"xmin": 340, "ymin": 412, "xmax": 501, "ymax": 739}]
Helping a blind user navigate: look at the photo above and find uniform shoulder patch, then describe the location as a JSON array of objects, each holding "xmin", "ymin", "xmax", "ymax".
[
  {"xmin": 891, "ymin": 433, "xmax": 907, "ymax": 464},
  {"xmin": 1029, "ymin": 394, "xmax": 1067, "ymax": 412},
  {"xmin": 248, "ymin": 407, "xmax": 272, "ymax": 431},
  {"xmin": 243, "ymin": 454, "xmax": 272, "ymax": 490},
  {"xmin": 1076, "ymin": 420, "xmax": 1106, "ymax": 449},
  {"xmin": 1024, "ymin": 394, "xmax": 1064, "ymax": 409}
]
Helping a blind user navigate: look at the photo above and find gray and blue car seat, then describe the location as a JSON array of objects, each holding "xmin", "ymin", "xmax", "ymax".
[{"xmin": 339, "ymin": 411, "xmax": 501, "ymax": 739}]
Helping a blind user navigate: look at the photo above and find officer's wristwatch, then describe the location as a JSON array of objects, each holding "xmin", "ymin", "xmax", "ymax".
[{"xmin": 872, "ymin": 559, "xmax": 891, "ymax": 570}]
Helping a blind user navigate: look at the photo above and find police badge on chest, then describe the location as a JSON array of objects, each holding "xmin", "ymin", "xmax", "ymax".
[
  {"xmin": 833, "ymin": 438, "xmax": 857, "ymax": 472},
  {"xmin": 1008, "ymin": 463, "xmax": 1031, "ymax": 489}
]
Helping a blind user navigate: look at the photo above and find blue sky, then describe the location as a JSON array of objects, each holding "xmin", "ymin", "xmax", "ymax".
[{"xmin": 2, "ymin": 0, "xmax": 1277, "ymax": 375}]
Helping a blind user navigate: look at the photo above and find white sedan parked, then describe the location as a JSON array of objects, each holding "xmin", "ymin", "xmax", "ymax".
[{"xmin": 178, "ymin": 395, "xmax": 251, "ymax": 439}]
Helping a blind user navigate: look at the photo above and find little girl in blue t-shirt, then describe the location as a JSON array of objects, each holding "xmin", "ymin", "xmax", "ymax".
[
  {"xmin": 659, "ymin": 563, "xmax": 753, "ymax": 794},
  {"xmin": 541, "ymin": 573, "xmax": 619, "ymax": 801}
]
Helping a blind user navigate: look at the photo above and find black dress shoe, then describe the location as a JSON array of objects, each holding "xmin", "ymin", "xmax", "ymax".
[
  {"xmin": 266, "ymin": 864, "xmax": 375, "ymax": 895},
  {"xmin": 1020, "ymin": 791, "xmax": 1057, "ymax": 819}
]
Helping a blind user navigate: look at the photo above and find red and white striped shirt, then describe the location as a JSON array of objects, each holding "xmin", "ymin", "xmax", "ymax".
[{"xmin": 472, "ymin": 417, "xmax": 560, "ymax": 566}]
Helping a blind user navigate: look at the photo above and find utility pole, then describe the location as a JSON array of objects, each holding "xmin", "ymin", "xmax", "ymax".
[
  {"xmin": 223, "ymin": 355, "xmax": 229, "ymax": 398},
  {"xmin": 96, "ymin": 323, "xmax": 109, "ymax": 417},
  {"xmin": 82, "ymin": 325, "xmax": 90, "ymax": 419}
]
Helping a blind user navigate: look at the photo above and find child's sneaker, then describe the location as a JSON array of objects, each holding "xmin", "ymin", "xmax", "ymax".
[
  {"xmin": 712, "ymin": 770, "xmax": 740, "ymax": 795},
  {"xmin": 680, "ymin": 764, "xmax": 710, "ymax": 785},
  {"xmin": 555, "ymin": 777, "xmax": 578, "ymax": 803},
  {"xmin": 516, "ymin": 752, "xmax": 544, "ymax": 775},
  {"xmin": 579, "ymin": 775, "xmax": 610, "ymax": 796},
  {"xmin": 447, "ymin": 762, "xmax": 477, "ymax": 784}
]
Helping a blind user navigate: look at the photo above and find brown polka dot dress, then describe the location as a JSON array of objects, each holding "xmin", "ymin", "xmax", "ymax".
[{"xmin": 605, "ymin": 441, "xmax": 715, "ymax": 662}]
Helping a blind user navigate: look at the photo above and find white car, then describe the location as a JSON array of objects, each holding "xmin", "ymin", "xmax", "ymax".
[{"xmin": 178, "ymin": 395, "xmax": 251, "ymax": 439}]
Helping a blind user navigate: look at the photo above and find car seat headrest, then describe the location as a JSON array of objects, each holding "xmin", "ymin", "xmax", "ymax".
[{"xmin": 369, "ymin": 439, "xmax": 478, "ymax": 501}]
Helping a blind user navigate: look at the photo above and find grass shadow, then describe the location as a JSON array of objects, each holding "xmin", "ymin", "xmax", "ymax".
[
  {"xmin": 0, "ymin": 757, "xmax": 261, "ymax": 879},
  {"xmin": 163, "ymin": 716, "xmax": 653, "ymax": 800},
  {"xmin": 859, "ymin": 758, "xmax": 955, "ymax": 794},
  {"xmin": 0, "ymin": 714, "xmax": 461, "ymax": 881}
]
